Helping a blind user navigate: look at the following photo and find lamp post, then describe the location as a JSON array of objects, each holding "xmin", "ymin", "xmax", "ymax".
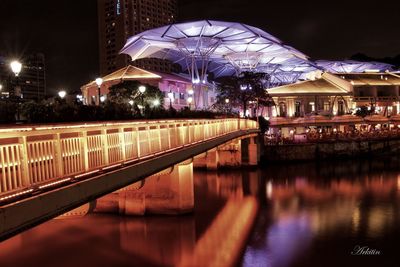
[
  {"xmin": 187, "ymin": 97, "xmax": 193, "ymax": 110},
  {"xmin": 225, "ymin": 98, "xmax": 230, "ymax": 115},
  {"xmin": 10, "ymin": 60, "xmax": 22, "ymax": 120},
  {"xmin": 168, "ymin": 91, "xmax": 174, "ymax": 109},
  {"xmin": 138, "ymin": 85, "xmax": 146, "ymax": 115},
  {"xmin": 95, "ymin": 77, "xmax": 103, "ymax": 106}
]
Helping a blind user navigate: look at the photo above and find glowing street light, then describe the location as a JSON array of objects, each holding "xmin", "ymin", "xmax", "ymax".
[
  {"xmin": 100, "ymin": 95, "xmax": 106, "ymax": 103},
  {"xmin": 188, "ymin": 89, "xmax": 194, "ymax": 95},
  {"xmin": 225, "ymin": 98, "xmax": 230, "ymax": 104},
  {"xmin": 58, "ymin": 90, "xmax": 67, "ymax": 99},
  {"xmin": 95, "ymin": 77, "xmax": 103, "ymax": 105},
  {"xmin": 138, "ymin": 85, "xmax": 146, "ymax": 94},
  {"xmin": 10, "ymin": 60, "xmax": 22, "ymax": 77},
  {"xmin": 153, "ymin": 99, "xmax": 160, "ymax": 107}
]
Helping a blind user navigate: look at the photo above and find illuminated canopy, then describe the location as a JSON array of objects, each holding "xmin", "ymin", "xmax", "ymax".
[
  {"xmin": 315, "ymin": 60, "xmax": 394, "ymax": 73},
  {"xmin": 120, "ymin": 20, "xmax": 317, "ymax": 83}
]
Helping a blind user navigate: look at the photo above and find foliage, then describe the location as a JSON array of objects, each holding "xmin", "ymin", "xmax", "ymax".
[
  {"xmin": 214, "ymin": 71, "xmax": 272, "ymax": 116},
  {"xmin": 0, "ymin": 101, "xmax": 17, "ymax": 123},
  {"xmin": 108, "ymin": 80, "xmax": 164, "ymax": 109},
  {"xmin": 355, "ymin": 105, "xmax": 374, "ymax": 118},
  {"xmin": 258, "ymin": 116, "xmax": 270, "ymax": 134}
]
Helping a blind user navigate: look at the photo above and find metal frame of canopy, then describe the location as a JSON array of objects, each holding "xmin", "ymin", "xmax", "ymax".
[
  {"xmin": 315, "ymin": 60, "xmax": 395, "ymax": 73},
  {"xmin": 120, "ymin": 20, "xmax": 318, "ymax": 85}
]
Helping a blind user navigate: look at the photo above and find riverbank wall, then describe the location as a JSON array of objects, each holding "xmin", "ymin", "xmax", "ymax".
[{"xmin": 263, "ymin": 139, "xmax": 400, "ymax": 161}]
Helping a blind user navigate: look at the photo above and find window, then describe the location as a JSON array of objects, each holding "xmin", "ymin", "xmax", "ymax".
[
  {"xmin": 295, "ymin": 101, "xmax": 301, "ymax": 117},
  {"xmin": 324, "ymin": 102, "xmax": 330, "ymax": 111},
  {"xmin": 338, "ymin": 101, "xmax": 345, "ymax": 115},
  {"xmin": 279, "ymin": 102, "xmax": 287, "ymax": 117}
]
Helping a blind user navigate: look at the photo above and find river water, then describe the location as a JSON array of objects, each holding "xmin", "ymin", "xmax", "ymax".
[{"xmin": 1, "ymin": 158, "xmax": 400, "ymax": 266}]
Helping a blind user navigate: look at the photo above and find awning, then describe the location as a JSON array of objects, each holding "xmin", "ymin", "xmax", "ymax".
[
  {"xmin": 364, "ymin": 114, "xmax": 390, "ymax": 123},
  {"xmin": 331, "ymin": 115, "xmax": 363, "ymax": 124}
]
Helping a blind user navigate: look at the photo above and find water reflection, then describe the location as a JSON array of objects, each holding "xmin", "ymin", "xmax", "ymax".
[
  {"xmin": 243, "ymin": 158, "xmax": 400, "ymax": 267},
  {"xmin": 1, "ymin": 158, "xmax": 399, "ymax": 267},
  {"xmin": 0, "ymin": 171, "xmax": 259, "ymax": 267}
]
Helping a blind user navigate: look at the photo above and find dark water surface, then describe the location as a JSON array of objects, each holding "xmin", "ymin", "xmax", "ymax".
[
  {"xmin": 243, "ymin": 158, "xmax": 400, "ymax": 267},
  {"xmin": 1, "ymin": 158, "xmax": 400, "ymax": 267}
]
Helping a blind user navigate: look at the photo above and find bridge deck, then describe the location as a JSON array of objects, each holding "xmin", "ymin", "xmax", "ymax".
[{"xmin": 0, "ymin": 119, "xmax": 258, "ymax": 240}]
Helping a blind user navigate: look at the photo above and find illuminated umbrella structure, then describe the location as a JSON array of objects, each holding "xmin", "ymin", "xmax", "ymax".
[{"xmin": 120, "ymin": 20, "xmax": 318, "ymax": 107}]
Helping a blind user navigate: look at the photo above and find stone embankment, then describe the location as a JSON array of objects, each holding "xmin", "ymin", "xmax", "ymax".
[{"xmin": 263, "ymin": 139, "xmax": 400, "ymax": 161}]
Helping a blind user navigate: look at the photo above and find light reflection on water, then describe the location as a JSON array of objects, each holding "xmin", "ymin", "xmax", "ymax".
[
  {"xmin": 1, "ymin": 158, "xmax": 400, "ymax": 267},
  {"xmin": 243, "ymin": 158, "xmax": 400, "ymax": 267},
  {"xmin": 0, "ymin": 171, "xmax": 258, "ymax": 267}
]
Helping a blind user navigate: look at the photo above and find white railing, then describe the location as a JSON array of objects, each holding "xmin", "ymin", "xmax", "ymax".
[{"xmin": 0, "ymin": 119, "xmax": 257, "ymax": 197}]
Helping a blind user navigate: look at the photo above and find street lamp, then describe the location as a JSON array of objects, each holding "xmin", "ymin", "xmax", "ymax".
[
  {"xmin": 187, "ymin": 97, "xmax": 193, "ymax": 110},
  {"xmin": 225, "ymin": 98, "xmax": 230, "ymax": 115},
  {"xmin": 168, "ymin": 91, "xmax": 174, "ymax": 109},
  {"xmin": 138, "ymin": 85, "xmax": 146, "ymax": 114},
  {"xmin": 100, "ymin": 95, "xmax": 106, "ymax": 103},
  {"xmin": 95, "ymin": 77, "xmax": 103, "ymax": 106},
  {"xmin": 10, "ymin": 61, "xmax": 23, "ymax": 120},
  {"xmin": 10, "ymin": 61, "xmax": 22, "ymax": 77},
  {"xmin": 58, "ymin": 90, "xmax": 67, "ymax": 99}
]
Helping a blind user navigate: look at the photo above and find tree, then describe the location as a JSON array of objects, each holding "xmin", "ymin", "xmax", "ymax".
[
  {"xmin": 214, "ymin": 71, "xmax": 272, "ymax": 117},
  {"xmin": 355, "ymin": 105, "xmax": 374, "ymax": 118},
  {"xmin": 108, "ymin": 80, "xmax": 164, "ymax": 111}
]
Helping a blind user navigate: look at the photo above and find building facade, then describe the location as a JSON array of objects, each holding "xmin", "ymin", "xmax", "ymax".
[
  {"xmin": 0, "ymin": 54, "xmax": 46, "ymax": 101},
  {"xmin": 81, "ymin": 65, "xmax": 217, "ymax": 110},
  {"xmin": 98, "ymin": 0, "xmax": 178, "ymax": 76}
]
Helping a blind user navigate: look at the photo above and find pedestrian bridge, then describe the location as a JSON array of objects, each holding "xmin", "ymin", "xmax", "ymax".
[{"xmin": 0, "ymin": 118, "xmax": 259, "ymax": 240}]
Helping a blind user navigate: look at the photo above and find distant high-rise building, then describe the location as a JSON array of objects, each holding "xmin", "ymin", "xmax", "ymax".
[
  {"xmin": 0, "ymin": 53, "xmax": 46, "ymax": 101},
  {"xmin": 98, "ymin": 0, "xmax": 178, "ymax": 76}
]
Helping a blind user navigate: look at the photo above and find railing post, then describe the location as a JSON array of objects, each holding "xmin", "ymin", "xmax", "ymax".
[
  {"xmin": 54, "ymin": 133, "xmax": 64, "ymax": 178},
  {"xmin": 167, "ymin": 124, "xmax": 171, "ymax": 149},
  {"xmin": 119, "ymin": 127, "xmax": 126, "ymax": 161},
  {"xmin": 187, "ymin": 122, "xmax": 191, "ymax": 144},
  {"xmin": 19, "ymin": 136, "xmax": 31, "ymax": 187},
  {"xmin": 157, "ymin": 125, "xmax": 162, "ymax": 151},
  {"xmin": 136, "ymin": 127, "xmax": 141, "ymax": 158},
  {"xmin": 101, "ymin": 129, "xmax": 109, "ymax": 165},
  {"xmin": 79, "ymin": 131, "xmax": 89, "ymax": 172}
]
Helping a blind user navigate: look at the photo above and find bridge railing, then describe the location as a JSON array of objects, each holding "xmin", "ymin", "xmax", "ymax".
[{"xmin": 0, "ymin": 119, "xmax": 257, "ymax": 196}]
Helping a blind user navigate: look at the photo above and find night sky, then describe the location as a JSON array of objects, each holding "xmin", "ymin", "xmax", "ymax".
[{"xmin": 0, "ymin": 0, "xmax": 399, "ymax": 94}]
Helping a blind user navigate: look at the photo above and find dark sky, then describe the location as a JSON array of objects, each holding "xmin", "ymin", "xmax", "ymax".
[{"xmin": 0, "ymin": 0, "xmax": 399, "ymax": 94}]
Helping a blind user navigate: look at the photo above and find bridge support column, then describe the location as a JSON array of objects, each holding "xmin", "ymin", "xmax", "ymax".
[
  {"xmin": 193, "ymin": 139, "xmax": 242, "ymax": 170},
  {"xmin": 94, "ymin": 160, "xmax": 194, "ymax": 215},
  {"xmin": 247, "ymin": 136, "xmax": 260, "ymax": 166}
]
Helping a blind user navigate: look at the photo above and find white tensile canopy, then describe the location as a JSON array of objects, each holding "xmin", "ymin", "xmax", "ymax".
[{"xmin": 120, "ymin": 20, "xmax": 317, "ymax": 84}]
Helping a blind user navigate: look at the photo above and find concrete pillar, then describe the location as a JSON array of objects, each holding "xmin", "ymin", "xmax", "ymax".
[
  {"xmin": 248, "ymin": 136, "xmax": 260, "ymax": 166},
  {"xmin": 194, "ymin": 140, "xmax": 242, "ymax": 170},
  {"xmin": 206, "ymin": 149, "xmax": 219, "ymax": 171},
  {"xmin": 217, "ymin": 139, "xmax": 242, "ymax": 168},
  {"xmin": 94, "ymin": 161, "xmax": 194, "ymax": 215}
]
